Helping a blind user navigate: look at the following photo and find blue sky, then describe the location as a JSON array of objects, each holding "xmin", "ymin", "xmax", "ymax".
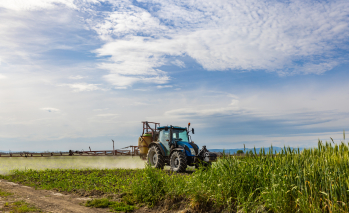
[{"xmin": 0, "ymin": 0, "xmax": 348, "ymax": 151}]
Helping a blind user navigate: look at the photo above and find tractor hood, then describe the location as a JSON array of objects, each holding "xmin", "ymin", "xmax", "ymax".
[{"xmin": 177, "ymin": 141, "xmax": 196, "ymax": 156}]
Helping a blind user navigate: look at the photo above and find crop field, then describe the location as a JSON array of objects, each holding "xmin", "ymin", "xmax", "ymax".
[{"xmin": 2, "ymin": 141, "xmax": 349, "ymax": 212}]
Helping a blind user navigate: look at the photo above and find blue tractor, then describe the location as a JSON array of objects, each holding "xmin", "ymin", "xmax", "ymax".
[{"xmin": 138, "ymin": 121, "xmax": 217, "ymax": 172}]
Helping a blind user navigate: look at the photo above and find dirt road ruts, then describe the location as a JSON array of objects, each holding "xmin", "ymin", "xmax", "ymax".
[{"xmin": 0, "ymin": 179, "xmax": 109, "ymax": 213}]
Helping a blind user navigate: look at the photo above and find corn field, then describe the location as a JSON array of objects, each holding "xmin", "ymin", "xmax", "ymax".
[{"xmin": 193, "ymin": 140, "xmax": 349, "ymax": 212}]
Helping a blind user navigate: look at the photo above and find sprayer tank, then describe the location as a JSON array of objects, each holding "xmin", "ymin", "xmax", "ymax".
[{"xmin": 138, "ymin": 134, "xmax": 152, "ymax": 157}]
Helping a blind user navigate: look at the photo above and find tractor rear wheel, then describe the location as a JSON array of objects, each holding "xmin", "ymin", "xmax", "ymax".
[
  {"xmin": 147, "ymin": 145, "xmax": 165, "ymax": 169},
  {"xmin": 170, "ymin": 151, "xmax": 187, "ymax": 172}
]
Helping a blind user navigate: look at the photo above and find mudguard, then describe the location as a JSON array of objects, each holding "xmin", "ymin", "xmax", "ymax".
[
  {"xmin": 170, "ymin": 147, "xmax": 184, "ymax": 156},
  {"xmin": 148, "ymin": 142, "xmax": 166, "ymax": 157},
  {"xmin": 189, "ymin": 142, "xmax": 199, "ymax": 155},
  {"xmin": 177, "ymin": 142, "xmax": 196, "ymax": 156}
]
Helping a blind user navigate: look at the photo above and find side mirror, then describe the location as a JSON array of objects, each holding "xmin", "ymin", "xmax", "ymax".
[{"xmin": 192, "ymin": 128, "xmax": 195, "ymax": 134}]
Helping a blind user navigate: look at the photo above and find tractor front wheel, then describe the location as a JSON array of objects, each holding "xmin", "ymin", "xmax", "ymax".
[
  {"xmin": 147, "ymin": 145, "xmax": 165, "ymax": 169},
  {"xmin": 170, "ymin": 151, "xmax": 187, "ymax": 172}
]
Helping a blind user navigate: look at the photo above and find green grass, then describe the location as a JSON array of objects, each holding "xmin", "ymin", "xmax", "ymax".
[
  {"xmin": 0, "ymin": 188, "xmax": 40, "ymax": 213},
  {"xmin": 0, "ymin": 189, "xmax": 13, "ymax": 197},
  {"xmin": 2, "ymin": 140, "xmax": 349, "ymax": 212},
  {"xmin": 12, "ymin": 200, "xmax": 41, "ymax": 213},
  {"xmin": 2, "ymin": 200, "xmax": 41, "ymax": 213},
  {"xmin": 0, "ymin": 169, "xmax": 144, "ymax": 194},
  {"xmin": 85, "ymin": 198, "xmax": 135, "ymax": 212}
]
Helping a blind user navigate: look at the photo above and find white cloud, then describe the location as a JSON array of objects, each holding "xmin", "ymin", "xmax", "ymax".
[
  {"xmin": 115, "ymin": 86, "xmax": 127, "ymax": 89},
  {"xmin": 133, "ymin": 88, "xmax": 149, "ymax": 92},
  {"xmin": 159, "ymin": 82, "xmax": 349, "ymax": 131},
  {"xmin": 0, "ymin": 0, "xmax": 76, "ymax": 11},
  {"xmin": 68, "ymin": 75, "xmax": 86, "ymax": 80},
  {"xmin": 89, "ymin": 113, "xmax": 120, "ymax": 124},
  {"xmin": 103, "ymin": 72, "xmax": 169, "ymax": 88},
  {"xmin": 289, "ymin": 62, "xmax": 340, "ymax": 75},
  {"xmin": 40, "ymin": 107, "xmax": 60, "ymax": 112},
  {"xmin": 96, "ymin": 113, "xmax": 118, "ymax": 117},
  {"xmin": 0, "ymin": 5, "xmax": 87, "ymax": 69},
  {"xmin": 93, "ymin": 108, "xmax": 109, "ymax": 111},
  {"xmin": 165, "ymin": 98, "xmax": 240, "ymax": 117},
  {"xmin": 94, "ymin": 35, "xmax": 181, "ymax": 87},
  {"xmin": 171, "ymin": 59, "xmax": 185, "ymax": 68},
  {"xmin": 157, "ymin": 85, "xmax": 172, "ymax": 89},
  {"xmin": 60, "ymin": 83, "xmax": 102, "ymax": 92},
  {"xmin": 1, "ymin": 70, "xmax": 348, "ymax": 150},
  {"xmin": 0, "ymin": 74, "xmax": 6, "ymax": 79},
  {"xmin": 132, "ymin": 102, "xmax": 149, "ymax": 106},
  {"xmin": 1, "ymin": 0, "xmax": 348, "ymax": 89},
  {"xmin": 90, "ymin": 0, "xmax": 349, "ymax": 84},
  {"xmin": 92, "ymin": 4, "xmax": 168, "ymax": 41}
]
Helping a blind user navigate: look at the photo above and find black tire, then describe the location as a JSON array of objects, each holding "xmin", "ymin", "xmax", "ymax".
[
  {"xmin": 147, "ymin": 145, "xmax": 165, "ymax": 169},
  {"xmin": 170, "ymin": 151, "xmax": 187, "ymax": 172}
]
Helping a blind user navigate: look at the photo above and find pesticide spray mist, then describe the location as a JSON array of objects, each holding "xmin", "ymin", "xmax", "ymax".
[{"xmin": 0, "ymin": 156, "xmax": 146, "ymax": 175}]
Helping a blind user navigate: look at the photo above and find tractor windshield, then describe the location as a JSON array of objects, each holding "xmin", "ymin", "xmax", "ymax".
[{"xmin": 172, "ymin": 129, "xmax": 189, "ymax": 142}]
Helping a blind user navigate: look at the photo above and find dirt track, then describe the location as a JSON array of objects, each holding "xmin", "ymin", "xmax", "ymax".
[
  {"xmin": 0, "ymin": 179, "xmax": 192, "ymax": 213},
  {"xmin": 0, "ymin": 179, "xmax": 109, "ymax": 213}
]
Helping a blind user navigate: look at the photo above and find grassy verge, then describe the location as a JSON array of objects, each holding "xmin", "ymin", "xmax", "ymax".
[
  {"xmin": 2, "ymin": 140, "xmax": 349, "ymax": 212},
  {"xmin": 2, "ymin": 200, "xmax": 42, "ymax": 213},
  {"xmin": 85, "ymin": 198, "xmax": 136, "ymax": 212},
  {"xmin": 0, "ymin": 188, "xmax": 42, "ymax": 213},
  {"xmin": 0, "ymin": 188, "xmax": 13, "ymax": 197}
]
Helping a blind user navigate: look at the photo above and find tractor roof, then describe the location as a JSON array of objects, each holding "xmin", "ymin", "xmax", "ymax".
[{"xmin": 158, "ymin": 126, "xmax": 186, "ymax": 130}]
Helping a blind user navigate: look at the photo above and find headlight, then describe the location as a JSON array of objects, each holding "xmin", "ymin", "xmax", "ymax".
[{"xmin": 190, "ymin": 148, "xmax": 196, "ymax": 155}]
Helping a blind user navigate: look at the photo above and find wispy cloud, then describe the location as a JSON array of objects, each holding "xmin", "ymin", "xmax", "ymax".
[
  {"xmin": 0, "ymin": 0, "xmax": 76, "ymax": 11},
  {"xmin": 96, "ymin": 113, "xmax": 118, "ymax": 117},
  {"xmin": 60, "ymin": 83, "xmax": 103, "ymax": 92},
  {"xmin": 157, "ymin": 85, "xmax": 172, "ymax": 89},
  {"xmin": 171, "ymin": 59, "xmax": 185, "ymax": 68},
  {"xmin": 3, "ymin": 0, "xmax": 348, "ymax": 88},
  {"xmin": 68, "ymin": 75, "xmax": 86, "ymax": 80},
  {"xmin": 0, "ymin": 4, "xmax": 86, "ymax": 69},
  {"xmin": 93, "ymin": 108, "xmax": 109, "ymax": 112},
  {"xmin": 89, "ymin": 113, "xmax": 120, "ymax": 124},
  {"xmin": 103, "ymin": 72, "xmax": 169, "ymax": 88},
  {"xmin": 40, "ymin": 107, "xmax": 60, "ymax": 113},
  {"xmin": 89, "ymin": 0, "xmax": 349, "ymax": 85},
  {"xmin": 164, "ymin": 98, "xmax": 240, "ymax": 117},
  {"xmin": 95, "ymin": 36, "xmax": 176, "ymax": 87}
]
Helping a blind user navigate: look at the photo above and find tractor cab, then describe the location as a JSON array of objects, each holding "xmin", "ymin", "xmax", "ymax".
[{"xmin": 158, "ymin": 126, "xmax": 190, "ymax": 156}]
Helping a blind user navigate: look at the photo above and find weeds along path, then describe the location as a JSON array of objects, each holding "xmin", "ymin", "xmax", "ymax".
[{"xmin": 0, "ymin": 179, "xmax": 109, "ymax": 213}]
